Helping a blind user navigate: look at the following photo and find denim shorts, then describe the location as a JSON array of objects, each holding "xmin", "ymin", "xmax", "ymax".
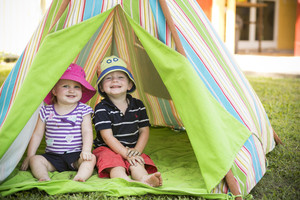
[{"xmin": 42, "ymin": 151, "xmax": 81, "ymax": 172}]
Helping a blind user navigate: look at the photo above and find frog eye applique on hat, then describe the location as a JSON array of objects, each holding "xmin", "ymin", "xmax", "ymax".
[{"xmin": 106, "ymin": 57, "xmax": 119, "ymax": 64}]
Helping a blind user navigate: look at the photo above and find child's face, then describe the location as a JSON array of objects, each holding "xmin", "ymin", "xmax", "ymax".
[
  {"xmin": 100, "ymin": 71, "xmax": 133, "ymax": 98},
  {"xmin": 52, "ymin": 79, "xmax": 82, "ymax": 105}
]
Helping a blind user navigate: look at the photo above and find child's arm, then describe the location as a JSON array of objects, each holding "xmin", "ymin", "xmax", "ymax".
[
  {"xmin": 127, "ymin": 126, "xmax": 149, "ymax": 158},
  {"xmin": 134, "ymin": 126, "xmax": 149, "ymax": 153},
  {"xmin": 100, "ymin": 129, "xmax": 128, "ymax": 159},
  {"xmin": 20, "ymin": 116, "xmax": 45, "ymax": 171},
  {"xmin": 125, "ymin": 126, "xmax": 150, "ymax": 166},
  {"xmin": 80, "ymin": 114, "xmax": 94, "ymax": 161}
]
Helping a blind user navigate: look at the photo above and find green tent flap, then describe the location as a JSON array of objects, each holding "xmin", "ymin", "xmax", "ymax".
[{"xmin": 126, "ymin": 13, "xmax": 251, "ymax": 191}]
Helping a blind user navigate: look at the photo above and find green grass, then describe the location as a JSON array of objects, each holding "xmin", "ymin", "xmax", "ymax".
[
  {"xmin": 3, "ymin": 193, "xmax": 205, "ymax": 200},
  {"xmin": 0, "ymin": 63, "xmax": 14, "ymax": 85},
  {"xmin": 246, "ymin": 77, "xmax": 300, "ymax": 200},
  {"xmin": 0, "ymin": 68, "xmax": 299, "ymax": 199}
]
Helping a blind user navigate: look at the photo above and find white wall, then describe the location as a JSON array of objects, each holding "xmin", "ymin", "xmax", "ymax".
[{"xmin": 0, "ymin": 0, "xmax": 52, "ymax": 56}]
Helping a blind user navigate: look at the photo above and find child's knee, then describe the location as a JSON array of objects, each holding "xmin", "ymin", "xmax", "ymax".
[
  {"xmin": 129, "ymin": 163, "xmax": 145, "ymax": 171},
  {"xmin": 29, "ymin": 155, "xmax": 44, "ymax": 166},
  {"xmin": 78, "ymin": 154, "xmax": 96, "ymax": 169},
  {"xmin": 91, "ymin": 154, "xmax": 96, "ymax": 164},
  {"xmin": 87, "ymin": 154, "xmax": 97, "ymax": 168}
]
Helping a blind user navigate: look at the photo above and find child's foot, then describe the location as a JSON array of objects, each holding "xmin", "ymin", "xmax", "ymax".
[
  {"xmin": 38, "ymin": 177, "xmax": 51, "ymax": 182},
  {"xmin": 73, "ymin": 175, "xmax": 86, "ymax": 182},
  {"xmin": 141, "ymin": 172, "xmax": 163, "ymax": 187}
]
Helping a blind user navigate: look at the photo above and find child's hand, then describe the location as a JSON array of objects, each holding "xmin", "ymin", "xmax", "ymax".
[
  {"xmin": 80, "ymin": 151, "xmax": 93, "ymax": 161},
  {"xmin": 127, "ymin": 155, "xmax": 145, "ymax": 166},
  {"xmin": 126, "ymin": 147, "xmax": 141, "ymax": 158},
  {"xmin": 20, "ymin": 156, "xmax": 31, "ymax": 171}
]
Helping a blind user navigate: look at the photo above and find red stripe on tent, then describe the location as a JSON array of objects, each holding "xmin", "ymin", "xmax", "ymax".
[{"xmin": 177, "ymin": 26, "xmax": 250, "ymax": 131}]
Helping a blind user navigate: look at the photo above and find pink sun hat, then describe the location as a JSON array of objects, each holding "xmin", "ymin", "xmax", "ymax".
[{"xmin": 44, "ymin": 63, "xmax": 96, "ymax": 104}]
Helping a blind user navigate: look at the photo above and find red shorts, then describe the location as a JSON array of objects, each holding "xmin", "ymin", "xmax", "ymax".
[{"xmin": 93, "ymin": 146, "xmax": 157, "ymax": 178}]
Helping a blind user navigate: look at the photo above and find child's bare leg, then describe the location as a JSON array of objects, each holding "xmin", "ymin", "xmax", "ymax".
[
  {"xmin": 73, "ymin": 155, "xmax": 96, "ymax": 182},
  {"xmin": 29, "ymin": 155, "xmax": 55, "ymax": 181},
  {"xmin": 130, "ymin": 164, "xmax": 163, "ymax": 187},
  {"xmin": 108, "ymin": 166, "xmax": 132, "ymax": 182}
]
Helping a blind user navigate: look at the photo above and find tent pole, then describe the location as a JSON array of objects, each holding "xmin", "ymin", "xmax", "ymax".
[
  {"xmin": 49, "ymin": 0, "xmax": 71, "ymax": 31},
  {"xmin": 158, "ymin": 0, "xmax": 186, "ymax": 57},
  {"xmin": 273, "ymin": 129, "xmax": 283, "ymax": 145},
  {"xmin": 159, "ymin": 0, "xmax": 242, "ymax": 199},
  {"xmin": 225, "ymin": 169, "xmax": 243, "ymax": 200}
]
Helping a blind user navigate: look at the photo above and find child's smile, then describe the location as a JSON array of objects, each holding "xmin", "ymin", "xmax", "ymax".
[
  {"xmin": 101, "ymin": 71, "xmax": 133, "ymax": 97},
  {"xmin": 52, "ymin": 79, "xmax": 82, "ymax": 105},
  {"xmin": 66, "ymin": 94, "xmax": 77, "ymax": 99},
  {"xmin": 111, "ymin": 84, "xmax": 121, "ymax": 89}
]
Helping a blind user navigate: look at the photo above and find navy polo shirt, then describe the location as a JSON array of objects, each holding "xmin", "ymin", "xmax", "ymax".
[{"xmin": 93, "ymin": 94, "xmax": 150, "ymax": 148}]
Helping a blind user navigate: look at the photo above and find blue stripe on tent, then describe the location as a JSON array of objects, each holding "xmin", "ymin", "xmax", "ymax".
[
  {"xmin": 230, "ymin": 57, "xmax": 263, "ymax": 132},
  {"xmin": 178, "ymin": 33, "xmax": 244, "ymax": 125},
  {"xmin": 201, "ymin": 16, "xmax": 264, "ymax": 131},
  {"xmin": 214, "ymin": 39, "xmax": 263, "ymax": 131},
  {"xmin": 244, "ymin": 135, "xmax": 263, "ymax": 182},
  {"xmin": 83, "ymin": 0, "xmax": 102, "ymax": 20},
  {"xmin": 148, "ymin": 1, "xmax": 244, "ymax": 126},
  {"xmin": 197, "ymin": 10, "xmax": 252, "ymax": 97},
  {"xmin": 266, "ymin": 113, "xmax": 271, "ymax": 126},
  {"xmin": 149, "ymin": 0, "xmax": 166, "ymax": 43},
  {"xmin": 0, "ymin": 53, "xmax": 23, "ymax": 125}
]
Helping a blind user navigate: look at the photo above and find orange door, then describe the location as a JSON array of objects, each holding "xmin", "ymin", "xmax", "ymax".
[
  {"xmin": 196, "ymin": 0, "xmax": 212, "ymax": 21},
  {"xmin": 295, "ymin": 0, "xmax": 300, "ymax": 56}
]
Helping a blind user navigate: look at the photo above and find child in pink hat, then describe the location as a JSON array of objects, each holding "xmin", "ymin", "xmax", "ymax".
[{"xmin": 21, "ymin": 63, "xmax": 96, "ymax": 182}]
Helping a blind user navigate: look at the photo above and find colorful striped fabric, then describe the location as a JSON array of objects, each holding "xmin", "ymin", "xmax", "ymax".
[
  {"xmin": 0, "ymin": 0, "xmax": 275, "ymax": 197},
  {"xmin": 0, "ymin": 0, "xmax": 62, "ymax": 127},
  {"xmin": 0, "ymin": 0, "xmax": 66, "ymax": 182}
]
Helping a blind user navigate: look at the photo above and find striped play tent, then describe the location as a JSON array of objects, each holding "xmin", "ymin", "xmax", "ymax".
[{"xmin": 0, "ymin": 0, "xmax": 277, "ymax": 198}]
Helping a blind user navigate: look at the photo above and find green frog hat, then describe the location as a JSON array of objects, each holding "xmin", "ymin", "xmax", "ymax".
[{"xmin": 96, "ymin": 55, "xmax": 136, "ymax": 96}]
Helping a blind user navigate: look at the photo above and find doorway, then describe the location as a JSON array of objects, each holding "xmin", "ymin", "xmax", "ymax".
[{"xmin": 236, "ymin": 0, "xmax": 278, "ymax": 51}]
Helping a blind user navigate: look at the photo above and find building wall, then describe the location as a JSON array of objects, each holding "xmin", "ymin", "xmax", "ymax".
[
  {"xmin": 211, "ymin": 0, "xmax": 226, "ymax": 41},
  {"xmin": 207, "ymin": 0, "xmax": 297, "ymax": 52},
  {"xmin": 295, "ymin": 0, "xmax": 300, "ymax": 56},
  {"xmin": 277, "ymin": 0, "xmax": 297, "ymax": 49},
  {"xmin": 210, "ymin": 0, "xmax": 236, "ymax": 53}
]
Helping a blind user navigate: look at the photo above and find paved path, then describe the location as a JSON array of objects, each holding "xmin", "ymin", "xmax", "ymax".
[{"xmin": 234, "ymin": 54, "xmax": 300, "ymax": 78}]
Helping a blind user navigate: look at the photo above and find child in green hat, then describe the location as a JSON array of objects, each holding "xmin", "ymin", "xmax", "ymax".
[{"xmin": 93, "ymin": 55, "xmax": 162, "ymax": 187}]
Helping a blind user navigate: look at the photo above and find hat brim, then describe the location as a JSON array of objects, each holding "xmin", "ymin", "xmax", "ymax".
[
  {"xmin": 96, "ymin": 66, "xmax": 136, "ymax": 96},
  {"xmin": 44, "ymin": 74, "xmax": 96, "ymax": 104}
]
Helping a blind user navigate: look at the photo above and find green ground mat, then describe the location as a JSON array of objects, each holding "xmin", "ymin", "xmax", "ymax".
[{"xmin": 0, "ymin": 128, "xmax": 228, "ymax": 199}]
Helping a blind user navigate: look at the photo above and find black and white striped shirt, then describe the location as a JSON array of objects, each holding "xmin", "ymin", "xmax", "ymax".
[{"xmin": 93, "ymin": 94, "xmax": 150, "ymax": 148}]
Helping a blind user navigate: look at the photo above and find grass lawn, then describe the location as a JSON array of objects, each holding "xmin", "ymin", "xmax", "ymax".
[
  {"xmin": 0, "ymin": 63, "xmax": 14, "ymax": 84},
  {"xmin": 245, "ymin": 76, "xmax": 300, "ymax": 200},
  {"xmin": 0, "ymin": 66, "xmax": 299, "ymax": 199}
]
